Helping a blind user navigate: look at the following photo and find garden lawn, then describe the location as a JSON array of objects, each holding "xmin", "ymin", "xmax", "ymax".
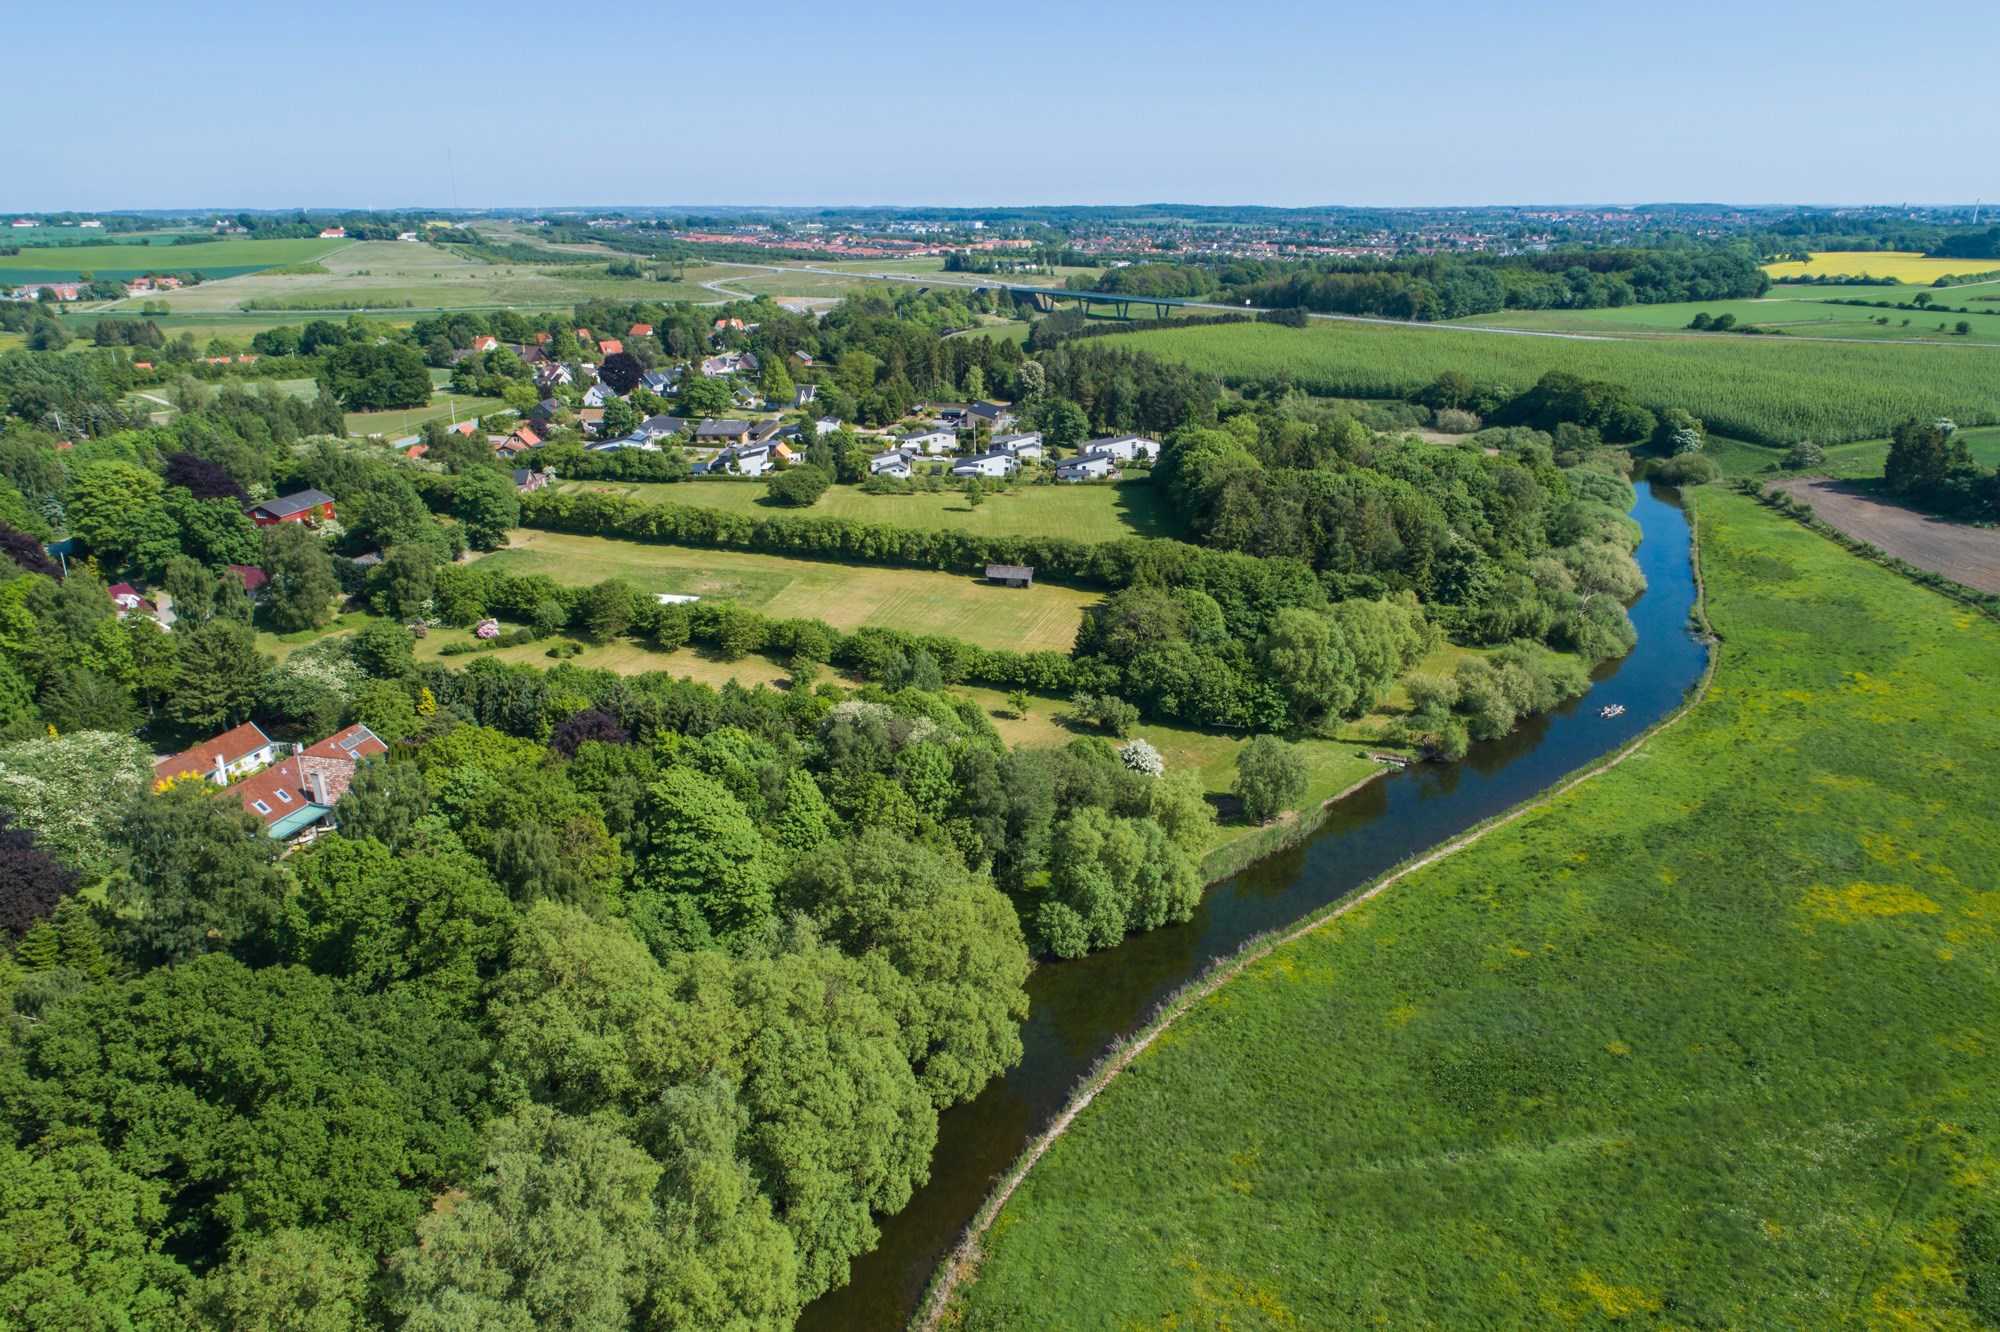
[
  {"xmin": 951, "ymin": 488, "xmax": 2000, "ymax": 1329},
  {"xmin": 343, "ymin": 394, "xmax": 506, "ymax": 439},
  {"xmin": 1107, "ymin": 319, "xmax": 2000, "ymax": 443},
  {"xmin": 475, "ymin": 529, "xmax": 1100, "ymax": 653},
  {"xmin": 557, "ymin": 475, "xmax": 1176, "ymax": 540}
]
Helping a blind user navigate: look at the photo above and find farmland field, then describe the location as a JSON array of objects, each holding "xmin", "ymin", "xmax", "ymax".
[
  {"xmin": 1762, "ymin": 249, "xmax": 2000, "ymax": 283},
  {"xmin": 95, "ymin": 241, "xmax": 737, "ymax": 315},
  {"xmin": 1455, "ymin": 294, "xmax": 2000, "ymax": 345},
  {"xmin": 343, "ymin": 393, "xmax": 506, "ymax": 439},
  {"xmin": 0, "ymin": 236, "xmax": 349, "ymax": 282},
  {"xmin": 1105, "ymin": 319, "xmax": 2000, "ymax": 443},
  {"xmin": 475, "ymin": 529, "xmax": 1101, "ymax": 652},
  {"xmin": 557, "ymin": 475, "xmax": 1176, "ymax": 540},
  {"xmin": 1706, "ymin": 424, "xmax": 2000, "ymax": 482},
  {"xmin": 949, "ymin": 488, "xmax": 2000, "ymax": 1328}
]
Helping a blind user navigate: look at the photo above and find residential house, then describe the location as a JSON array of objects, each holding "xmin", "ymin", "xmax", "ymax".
[
  {"xmin": 397, "ymin": 231, "xmax": 419, "ymax": 242},
  {"xmin": 628, "ymin": 323, "xmax": 653, "ymax": 337},
  {"xmin": 968, "ymin": 400, "xmax": 1017, "ymax": 430},
  {"xmin": 640, "ymin": 369, "xmax": 680, "ymax": 395},
  {"xmin": 992, "ymin": 431, "xmax": 1044, "ymax": 459},
  {"xmin": 931, "ymin": 403, "xmax": 970, "ymax": 426},
  {"xmin": 106, "ymin": 582, "xmax": 160, "ymax": 619},
  {"xmin": 596, "ymin": 338, "xmax": 624, "ymax": 357},
  {"xmin": 637, "ymin": 414, "xmax": 689, "ymax": 442},
  {"xmin": 985, "ymin": 563, "xmax": 1035, "ymax": 588},
  {"xmin": 153, "ymin": 721, "xmax": 277, "ymax": 786},
  {"xmin": 514, "ymin": 468, "xmax": 553, "ymax": 492},
  {"xmin": 750, "ymin": 420, "xmax": 784, "ymax": 445},
  {"xmin": 534, "ymin": 362, "xmax": 575, "ymax": 390},
  {"xmin": 695, "ymin": 419, "xmax": 754, "ymax": 446},
  {"xmin": 577, "ymin": 407, "xmax": 605, "ymax": 436},
  {"xmin": 814, "ymin": 416, "xmax": 843, "ymax": 435},
  {"xmin": 469, "ymin": 334, "xmax": 499, "ymax": 353},
  {"xmin": 247, "ymin": 489, "xmax": 335, "ymax": 526},
  {"xmin": 951, "ymin": 450, "xmax": 1019, "ymax": 479},
  {"xmin": 1081, "ymin": 434, "xmax": 1160, "ymax": 462},
  {"xmin": 233, "ymin": 723, "xmax": 387, "ymax": 844},
  {"xmin": 700, "ymin": 351, "xmax": 751, "ymax": 377},
  {"xmin": 529, "ymin": 398, "xmax": 565, "ymax": 428},
  {"xmin": 588, "ymin": 435, "xmax": 657, "ymax": 453},
  {"xmin": 318, "ymin": 227, "xmax": 346, "ymax": 239},
  {"xmin": 1055, "ymin": 452, "xmax": 1115, "ymax": 483},
  {"xmin": 868, "ymin": 449, "xmax": 913, "ymax": 477},
  {"xmin": 227, "ymin": 564, "xmax": 268, "ymax": 598},
  {"xmin": 895, "ymin": 427, "xmax": 958, "ymax": 456},
  {"xmin": 794, "ymin": 350, "xmax": 814, "ymax": 366},
  {"xmin": 794, "ymin": 384, "xmax": 817, "ymax": 407},
  {"xmin": 715, "ymin": 442, "xmax": 775, "ymax": 476},
  {"xmin": 583, "ymin": 382, "xmax": 616, "ymax": 408},
  {"xmin": 772, "ymin": 442, "xmax": 797, "ymax": 465},
  {"xmin": 714, "ymin": 317, "xmax": 747, "ymax": 333}
]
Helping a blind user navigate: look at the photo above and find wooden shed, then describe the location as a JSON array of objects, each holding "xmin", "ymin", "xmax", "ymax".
[{"xmin": 985, "ymin": 564, "xmax": 1035, "ymax": 589}]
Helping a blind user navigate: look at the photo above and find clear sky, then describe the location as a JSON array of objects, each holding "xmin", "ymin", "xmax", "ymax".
[{"xmin": 7, "ymin": 0, "xmax": 1994, "ymax": 211}]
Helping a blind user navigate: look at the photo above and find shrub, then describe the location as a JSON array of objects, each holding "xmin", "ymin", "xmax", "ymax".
[
  {"xmin": 1234, "ymin": 735, "xmax": 1307, "ymax": 824},
  {"xmin": 1782, "ymin": 440, "xmax": 1826, "ymax": 470}
]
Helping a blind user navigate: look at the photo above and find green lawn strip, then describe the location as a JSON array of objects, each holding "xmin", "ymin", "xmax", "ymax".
[
  {"xmin": 557, "ymin": 475, "xmax": 1176, "ymax": 541},
  {"xmin": 343, "ymin": 395, "xmax": 506, "ymax": 438},
  {"xmin": 950, "ymin": 488, "xmax": 2000, "ymax": 1328}
]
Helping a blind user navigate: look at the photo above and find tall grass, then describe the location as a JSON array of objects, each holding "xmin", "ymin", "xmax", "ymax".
[{"xmin": 1106, "ymin": 320, "xmax": 2000, "ymax": 444}]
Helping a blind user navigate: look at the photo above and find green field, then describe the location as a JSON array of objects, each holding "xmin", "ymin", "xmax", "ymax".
[
  {"xmin": 0, "ymin": 236, "xmax": 349, "ymax": 282},
  {"xmin": 558, "ymin": 475, "xmax": 1175, "ymax": 540},
  {"xmin": 950, "ymin": 489, "xmax": 2000, "ymax": 1328},
  {"xmin": 1705, "ymin": 424, "xmax": 2000, "ymax": 482},
  {"xmin": 1106, "ymin": 319, "xmax": 2000, "ymax": 444},
  {"xmin": 475, "ymin": 529, "xmax": 1101, "ymax": 653},
  {"xmin": 90, "ymin": 242, "xmax": 739, "ymax": 316},
  {"xmin": 1457, "ymin": 294, "xmax": 2000, "ymax": 346},
  {"xmin": 344, "ymin": 393, "xmax": 506, "ymax": 439}
]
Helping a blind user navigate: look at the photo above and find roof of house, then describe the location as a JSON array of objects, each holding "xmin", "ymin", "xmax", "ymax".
[
  {"xmin": 597, "ymin": 339, "xmax": 624, "ymax": 356},
  {"xmin": 629, "ymin": 323, "xmax": 652, "ymax": 336},
  {"xmin": 640, "ymin": 414, "xmax": 689, "ymax": 436},
  {"xmin": 1084, "ymin": 434, "xmax": 1154, "ymax": 448},
  {"xmin": 153, "ymin": 721, "xmax": 273, "ymax": 780},
  {"xmin": 992, "ymin": 432, "xmax": 1042, "ymax": 446},
  {"xmin": 1058, "ymin": 452, "xmax": 1114, "ymax": 470},
  {"xmin": 227, "ymin": 563, "xmax": 268, "ymax": 592},
  {"xmin": 696, "ymin": 419, "xmax": 753, "ymax": 437},
  {"xmin": 954, "ymin": 449, "xmax": 1015, "ymax": 465},
  {"xmin": 301, "ymin": 723, "xmax": 388, "ymax": 763},
  {"xmin": 250, "ymin": 489, "xmax": 334, "ymax": 519},
  {"xmin": 968, "ymin": 400, "xmax": 1012, "ymax": 418},
  {"xmin": 896, "ymin": 427, "xmax": 953, "ymax": 442},
  {"xmin": 509, "ymin": 425, "xmax": 542, "ymax": 447},
  {"xmin": 233, "ymin": 757, "xmax": 326, "ymax": 833}
]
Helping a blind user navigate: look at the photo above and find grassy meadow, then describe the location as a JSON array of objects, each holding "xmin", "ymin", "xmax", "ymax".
[
  {"xmin": 475, "ymin": 529, "xmax": 1100, "ymax": 653},
  {"xmin": 0, "ymin": 236, "xmax": 349, "ymax": 282},
  {"xmin": 1106, "ymin": 319, "xmax": 2000, "ymax": 443},
  {"xmin": 1762, "ymin": 250, "xmax": 2000, "ymax": 283},
  {"xmin": 556, "ymin": 475, "xmax": 1176, "ymax": 540},
  {"xmin": 948, "ymin": 488, "xmax": 2000, "ymax": 1328},
  {"xmin": 1703, "ymin": 424, "xmax": 2000, "ymax": 482}
]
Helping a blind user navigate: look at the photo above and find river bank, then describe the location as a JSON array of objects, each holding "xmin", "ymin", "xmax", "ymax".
[{"xmin": 797, "ymin": 481, "xmax": 1706, "ymax": 1330}]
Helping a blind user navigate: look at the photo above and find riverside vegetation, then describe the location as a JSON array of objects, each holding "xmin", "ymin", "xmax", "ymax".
[{"xmin": 946, "ymin": 487, "xmax": 2000, "ymax": 1328}]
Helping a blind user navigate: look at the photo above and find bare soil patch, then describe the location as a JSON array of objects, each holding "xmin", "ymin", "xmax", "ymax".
[{"xmin": 1771, "ymin": 478, "xmax": 2000, "ymax": 594}]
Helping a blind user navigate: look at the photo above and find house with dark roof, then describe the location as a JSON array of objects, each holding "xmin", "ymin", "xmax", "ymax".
[
  {"xmin": 968, "ymin": 400, "xmax": 1016, "ymax": 429},
  {"xmin": 695, "ymin": 419, "xmax": 753, "ymax": 445},
  {"xmin": 985, "ymin": 564, "xmax": 1034, "ymax": 588},
  {"xmin": 153, "ymin": 721, "xmax": 276, "ymax": 786},
  {"xmin": 1055, "ymin": 452, "xmax": 1116, "ymax": 483},
  {"xmin": 514, "ymin": 468, "xmax": 552, "ymax": 492},
  {"xmin": 992, "ymin": 431, "xmax": 1044, "ymax": 458},
  {"xmin": 246, "ymin": 489, "xmax": 335, "ymax": 526},
  {"xmin": 868, "ymin": 449, "xmax": 913, "ymax": 477},
  {"xmin": 641, "ymin": 369, "xmax": 680, "ymax": 395},
  {"xmin": 638, "ymin": 414, "xmax": 689, "ymax": 441}
]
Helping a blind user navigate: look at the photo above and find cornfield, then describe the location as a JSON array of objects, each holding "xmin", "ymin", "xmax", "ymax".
[{"xmin": 1107, "ymin": 320, "xmax": 2000, "ymax": 444}]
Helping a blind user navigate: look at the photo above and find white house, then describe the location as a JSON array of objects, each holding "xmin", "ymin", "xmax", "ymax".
[
  {"xmin": 1081, "ymin": 434, "xmax": 1159, "ymax": 462},
  {"xmin": 868, "ymin": 450, "xmax": 913, "ymax": 478},
  {"xmin": 583, "ymin": 382, "xmax": 617, "ymax": 408},
  {"xmin": 896, "ymin": 427, "xmax": 958, "ymax": 456},
  {"xmin": 717, "ymin": 442, "xmax": 775, "ymax": 476},
  {"xmin": 951, "ymin": 451, "xmax": 1019, "ymax": 479},
  {"xmin": 814, "ymin": 416, "xmax": 843, "ymax": 435},
  {"xmin": 1055, "ymin": 452, "xmax": 1116, "ymax": 483},
  {"xmin": 153, "ymin": 721, "xmax": 277, "ymax": 786},
  {"xmin": 992, "ymin": 431, "xmax": 1044, "ymax": 459}
]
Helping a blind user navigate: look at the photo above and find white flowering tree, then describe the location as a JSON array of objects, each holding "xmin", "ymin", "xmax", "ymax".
[
  {"xmin": 1119, "ymin": 738, "xmax": 1165, "ymax": 777},
  {"xmin": 0, "ymin": 731, "xmax": 154, "ymax": 875}
]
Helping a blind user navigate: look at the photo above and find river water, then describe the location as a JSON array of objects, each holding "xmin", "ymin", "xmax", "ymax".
[{"xmin": 799, "ymin": 482, "xmax": 1706, "ymax": 1331}]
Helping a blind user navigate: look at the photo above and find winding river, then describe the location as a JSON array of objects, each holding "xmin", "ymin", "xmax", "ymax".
[{"xmin": 799, "ymin": 482, "xmax": 1707, "ymax": 1331}]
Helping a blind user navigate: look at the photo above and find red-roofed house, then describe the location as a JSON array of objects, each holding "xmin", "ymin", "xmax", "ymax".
[
  {"xmin": 506, "ymin": 424, "xmax": 542, "ymax": 451},
  {"xmin": 302, "ymin": 723, "xmax": 389, "ymax": 764},
  {"xmin": 230, "ymin": 723, "xmax": 386, "ymax": 843},
  {"xmin": 247, "ymin": 489, "xmax": 335, "ymax": 526},
  {"xmin": 106, "ymin": 583, "xmax": 158, "ymax": 618},
  {"xmin": 318, "ymin": 227, "xmax": 346, "ymax": 239},
  {"xmin": 628, "ymin": 323, "xmax": 652, "ymax": 337},
  {"xmin": 227, "ymin": 564, "xmax": 268, "ymax": 597},
  {"xmin": 533, "ymin": 331, "xmax": 552, "ymax": 344},
  {"xmin": 154, "ymin": 722, "xmax": 276, "ymax": 786},
  {"xmin": 470, "ymin": 334, "xmax": 499, "ymax": 353},
  {"xmin": 597, "ymin": 338, "xmax": 623, "ymax": 357}
]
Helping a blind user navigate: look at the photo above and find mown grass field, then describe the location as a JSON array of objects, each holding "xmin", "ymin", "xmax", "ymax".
[
  {"xmin": 1107, "ymin": 319, "xmax": 2000, "ymax": 444},
  {"xmin": 557, "ymin": 475, "xmax": 1175, "ymax": 540},
  {"xmin": 343, "ymin": 393, "xmax": 506, "ymax": 439},
  {"xmin": 950, "ymin": 488, "xmax": 2000, "ymax": 1329},
  {"xmin": 1457, "ymin": 295, "xmax": 2000, "ymax": 345},
  {"xmin": 1763, "ymin": 250, "xmax": 2000, "ymax": 283},
  {"xmin": 476, "ymin": 529, "xmax": 1100, "ymax": 652},
  {"xmin": 0, "ymin": 236, "xmax": 349, "ymax": 282}
]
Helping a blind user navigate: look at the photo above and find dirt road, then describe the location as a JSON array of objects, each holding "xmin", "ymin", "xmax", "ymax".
[{"xmin": 1772, "ymin": 478, "xmax": 2000, "ymax": 594}]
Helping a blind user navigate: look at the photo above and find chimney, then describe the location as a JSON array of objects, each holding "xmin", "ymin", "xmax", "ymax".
[{"xmin": 213, "ymin": 754, "xmax": 227, "ymax": 785}]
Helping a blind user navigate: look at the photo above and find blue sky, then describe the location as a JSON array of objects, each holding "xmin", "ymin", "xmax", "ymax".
[{"xmin": 6, "ymin": 0, "xmax": 1994, "ymax": 210}]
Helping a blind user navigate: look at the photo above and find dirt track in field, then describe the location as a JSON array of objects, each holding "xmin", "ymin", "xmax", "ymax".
[{"xmin": 1772, "ymin": 478, "xmax": 2000, "ymax": 594}]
